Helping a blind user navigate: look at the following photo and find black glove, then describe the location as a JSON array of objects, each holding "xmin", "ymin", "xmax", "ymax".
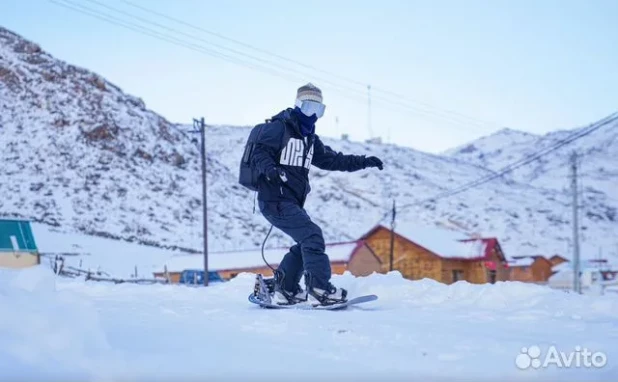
[
  {"xmin": 265, "ymin": 166, "xmax": 287, "ymax": 184},
  {"xmin": 364, "ymin": 156, "xmax": 383, "ymax": 170}
]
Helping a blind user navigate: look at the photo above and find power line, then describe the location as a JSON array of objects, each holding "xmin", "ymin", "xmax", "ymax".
[
  {"xmin": 48, "ymin": 0, "xmax": 307, "ymax": 83},
  {"xmin": 118, "ymin": 0, "xmax": 502, "ymax": 130},
  {"xmin": 380, "ymin": 113, "xmax": 617, "ymax": 221},
  {"xmin": 86, "ymin": 0, "xmax": 498, "ymax": 132},
  {"xmin": 417, "ymin": 117, "xmax": 611, "ymax": 204},
  {"xmin": 49, "ymin": 0, "xmax": 499, "ymax": 134},
  {"xmin": 78, "ymin": 0, "xmax": 385, "ymax": 104}
]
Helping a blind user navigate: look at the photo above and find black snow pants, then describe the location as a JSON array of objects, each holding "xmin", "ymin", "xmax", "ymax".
[{"xmin": 258, "ymin": 200, "xmax": 331, "ymax": 291}]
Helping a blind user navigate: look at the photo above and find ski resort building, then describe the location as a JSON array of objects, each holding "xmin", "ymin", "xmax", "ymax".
[
  {"xmin": 548, "ymin": 254, "xmax": 569, "ymax": 267},
  {"xmin": 360, "ymin": 224, "xmax": 509, "ymax": 284},
  {"xmin": 0, "ymin": 218, "xmax": 40, "ymax": 269},
  {"xmin": 153, "ymin": 240, "xmax": 382, "ymax": 283},
  {"xmin": 507, "ymin": 256, "xmax": 553, "ymax": 283}
]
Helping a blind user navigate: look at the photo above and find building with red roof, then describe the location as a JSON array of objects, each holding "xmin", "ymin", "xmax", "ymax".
[{"xmin": 360, "ymin": 223, "xmax": 509, "ymax": 284}]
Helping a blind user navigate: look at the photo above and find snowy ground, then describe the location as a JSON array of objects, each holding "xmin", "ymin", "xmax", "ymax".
[{"xmin": 2, "ymin": 266, "xmax": 617, "ymax": 382}]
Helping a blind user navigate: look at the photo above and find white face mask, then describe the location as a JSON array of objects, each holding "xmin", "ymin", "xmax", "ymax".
[{"xmin": 295, "ymin": 99, "xmax": 326, "ymax": 118}]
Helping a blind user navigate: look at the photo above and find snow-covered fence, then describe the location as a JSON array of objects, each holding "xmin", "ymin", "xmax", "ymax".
[
  {"xmin": 83, "ymin": 273, "xmax": 168, "ymax": 285},
  {"xmin": 47, "ymin": 255, "xmax": 168, "ymax": 285}
]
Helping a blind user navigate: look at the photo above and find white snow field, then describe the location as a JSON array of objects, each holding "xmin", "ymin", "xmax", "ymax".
[{"xmin": 1, "ymin": 266, "xmax": 617, "ymax": 382}]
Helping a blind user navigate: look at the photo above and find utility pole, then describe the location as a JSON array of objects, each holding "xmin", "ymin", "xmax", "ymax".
[
  {"xmin": 190, "ymin": 117, "xmax": 209, "ymax": 286},
  {"xmin": 389, "ymin": 199, "xmax": 396, "ymax": 272},
  {"xmin": 571, "ymin": 151, "xmax": 580, "ymax": 294}
]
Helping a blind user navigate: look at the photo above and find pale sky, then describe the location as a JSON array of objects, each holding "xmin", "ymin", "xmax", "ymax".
[{"xmin": 2, "ymin": 0, "xmax": 617, "ymax": 153}]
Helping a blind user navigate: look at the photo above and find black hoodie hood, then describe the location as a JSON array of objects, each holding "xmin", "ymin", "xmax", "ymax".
[{"xmin": 271, "ymin": 108, "xmax": 302, "ymax": 137}]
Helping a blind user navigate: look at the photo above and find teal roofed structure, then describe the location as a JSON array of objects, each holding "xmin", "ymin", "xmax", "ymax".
[{"xmin": 0, "ymin": 218, "xmax": 40, "ymax": 268}]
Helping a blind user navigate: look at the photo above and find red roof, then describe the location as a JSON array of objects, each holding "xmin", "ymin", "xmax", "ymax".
[{"xmin": 460, "ymin": 238, "xmax": 501, "ymax": 261}]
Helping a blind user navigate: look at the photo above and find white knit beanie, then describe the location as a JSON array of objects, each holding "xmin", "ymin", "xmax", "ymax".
[{"xmin": 296, "ymin": 83, "xmax": 323, "ymax": 103}]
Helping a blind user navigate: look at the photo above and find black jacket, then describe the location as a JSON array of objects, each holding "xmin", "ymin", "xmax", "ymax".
[{"xmin": 251, "ymin": 108, "xmax": 368, "ymax": 206}]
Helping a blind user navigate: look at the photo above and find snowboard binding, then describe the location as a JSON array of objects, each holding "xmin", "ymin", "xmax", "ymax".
[
  {"xmin": 252, "ymin": 273, "xmax": 307, "ymax": 306},
  {"xmin": 252, "ymin": 274, "xmax": 274, "ymax": 305},
  {"xmin": 249, "ymin": 273, "xmax": 378, "ymax": 310}
]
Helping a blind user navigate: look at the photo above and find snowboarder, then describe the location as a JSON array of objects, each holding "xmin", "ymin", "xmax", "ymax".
[{"xmin": 250, "ymin": 83, "xmax": 384, "ymax": 305}]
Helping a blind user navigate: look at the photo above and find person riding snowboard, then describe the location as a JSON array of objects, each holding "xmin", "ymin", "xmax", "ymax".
[{"xmin": 251, "ymin": 83, "xmax": 384, "ymax": 305}]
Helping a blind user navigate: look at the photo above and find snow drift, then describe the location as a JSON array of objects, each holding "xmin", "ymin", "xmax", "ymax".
[
  {"xmin": 0, "ymin": 267, "xmax": 128, "ymax": 381},
  {"xmin": 1, "ymin": 265, "xmax": 617, "ymax": 381}
]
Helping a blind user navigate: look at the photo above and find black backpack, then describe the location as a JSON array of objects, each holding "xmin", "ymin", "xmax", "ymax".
[
  {"xmin": 238, "ymin": 123, "xmax": 266, "ymax": 191},
  {"xmin": 239, "ymin": 117, "xmax": 291, "ymax": 191}
]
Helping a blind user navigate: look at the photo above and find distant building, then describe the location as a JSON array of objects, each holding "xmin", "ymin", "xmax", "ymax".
[
  {"xmin": 507, "ymin": 256, "xmax": 553, "ymax": 283},
  {"xmin": 0, "ymin": 218, "xmax": 40, "ymax": 268},
  {"xmin": 548, "ymin": 265, "xmax": 618, "ymax": 294},
  {"xmin": 365, "ymin": 137, "xmax": 382, "ymax": 144},
  {"xmin": 360, "ymin": 224, "xmax": 509, "ymax": 284},
  {"xmin": 549, "ymin": 254, "xmax": 569, "ymax": 267},
  {"xmin": 153, "ymin": 240, "xmax": 381, "ymax": 283}
]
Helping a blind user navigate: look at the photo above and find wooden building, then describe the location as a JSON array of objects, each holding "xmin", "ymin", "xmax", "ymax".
[
  {"xmin": 0, "ymin": 218, "xmax": 40, "ymax": 269},
  {"xmin": 360, "ymin": 224, "xmax": 508, "ymax": 284},
  {"xmin": 507, "ymin": 256, "xmax": 553, "ymax": 283},
  {"xmin": 153, "ymin": 240, "xmax": 381, "ymax": 283},
  {"xmin": 549, "ymin": 254, "xmax": 569, "ymax": 267}
]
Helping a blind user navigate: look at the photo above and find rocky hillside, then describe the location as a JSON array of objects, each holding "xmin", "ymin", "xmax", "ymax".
[{"xmin": 2, "ymin": 26, "xmax": 617, "ymax": 263}]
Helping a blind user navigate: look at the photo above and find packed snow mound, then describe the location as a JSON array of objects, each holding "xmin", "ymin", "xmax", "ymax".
[
  {"xmin": 2, "ymin": 268, "xmax": 617, "ymax": 381},
  {"xmin": 2, "ymin": 25, "xmax": 618, "ymax": 264},
  {"xmin": 0, "ymin": 266, "xmax": 128, "ymax": 381}
]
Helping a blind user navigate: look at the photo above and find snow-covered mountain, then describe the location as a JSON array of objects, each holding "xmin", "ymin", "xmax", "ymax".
[
  {"xmin": 2, "ymin": 26, "xmax": 617, "ymax": 264},
  {"xmin": 445, "ymin": 114, "xmax": 618, "ymax": 199},
  {"xmin": 444, "ymin": 114, "xmax": 618, "ymax": 260}
]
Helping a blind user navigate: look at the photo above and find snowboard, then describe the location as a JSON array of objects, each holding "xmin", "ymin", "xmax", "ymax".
[
  {"xmin": 248, "ymin": 273, "xmax": 378, "ymax": 310},
  {"xmin": 248, "ymin": 293, "xmax": 378, "ymax": 310}
]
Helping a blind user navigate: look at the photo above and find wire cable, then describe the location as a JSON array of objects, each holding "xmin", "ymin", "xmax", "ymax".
[
  {"xmin": 261, "ymin": 225, "xmax": 276, "ymax": 273},
  {"xmin": 377, "ymin": 112, "xmax": 618, "ymax": 222},
  {"xmin": 118, "ymin": 0, "xmax": 502, "ymax": 130},
  {"xmin": 49, "ymin": 0, "xmax": 500, "ymax": 134}
]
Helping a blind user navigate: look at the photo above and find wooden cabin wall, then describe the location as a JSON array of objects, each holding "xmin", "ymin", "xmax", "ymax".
[
  {"xmin": 509, "ymin": 266, "xmax": 533, "ymax": 282},
  {"xmin": 491, "ymin": 245, "xmax": 509, "ymax": 282},
  {"xmin": 509, "ymin": 258, "xmax": 552, "ymax": 283},
  {"xmin": 347, "ymin": 245, "xmax": 382, "ymax": 276},
  {"xmin": 439, "ymin": 259, "xmax": 488, "ymax": 284},
  {"xmin": 365, "ymin": 227, "xmax": 441, "ymax": 281},
  {"xmin": 532, "ymin": 259, "xmax": 552, "ymax": 282}
]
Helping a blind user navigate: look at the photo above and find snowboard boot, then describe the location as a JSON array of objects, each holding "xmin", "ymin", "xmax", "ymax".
[
  {"xmin": 272, "ymin": 269, "xmax": 307, "ymax": 306},
  {"xmin": 272, "ymin": 284, "xmax": 308, "ymax": 305},
  {"xmin": 304, "ymin": 272, "xmax": 348, "ymax": 306},
  {"xmin": 307, "ymin": 283, "xmax": 348, "ymax": 306}
]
